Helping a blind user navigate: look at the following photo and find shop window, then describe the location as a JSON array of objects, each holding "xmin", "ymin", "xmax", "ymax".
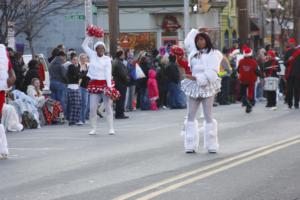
[{"xmin": 118, "ymin": 32, "xmax": 157, "ymax": 52}]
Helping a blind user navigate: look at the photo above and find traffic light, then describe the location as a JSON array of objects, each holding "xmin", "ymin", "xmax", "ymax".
[{"xmin": 198, "ymin": 0, "xmax": 211, "ymax": 13}]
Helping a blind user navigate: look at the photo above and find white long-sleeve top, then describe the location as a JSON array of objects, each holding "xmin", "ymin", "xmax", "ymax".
[
  {"xmin": 189, "ymin": 49, "xmax": 223, "ymax": 86},
  {"xmin": 0, "ymin": 44, "xmax": 9, "ymax": 91},
  {"xmin": 82, "ymin": 37, "xmax": 112, "ymax": 87}
]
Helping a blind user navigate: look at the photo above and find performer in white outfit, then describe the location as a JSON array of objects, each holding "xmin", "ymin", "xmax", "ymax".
[
  {"xmin": 82, "ymin": 37, "xmax": 115, "ymax": 135},
  {"xmin": 181, "ymin": 29, "xmax": 223, "ymax": 153}
]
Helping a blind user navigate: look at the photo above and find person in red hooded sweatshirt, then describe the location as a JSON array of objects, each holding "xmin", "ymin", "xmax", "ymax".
[
  {"xmin": 238, "ymin": 47, "xmax": 260, "ymax": 113},
  {"xmin": 0, "ymin": 44, "xmax": 16, "ymax": 159}
]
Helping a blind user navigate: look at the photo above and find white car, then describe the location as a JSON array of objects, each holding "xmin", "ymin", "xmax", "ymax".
[{"xmin": 22, "ymin": 54, "xmax": 51, "ymax": 94}]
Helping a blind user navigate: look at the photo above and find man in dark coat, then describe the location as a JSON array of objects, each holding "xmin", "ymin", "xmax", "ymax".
[{"xmin": 112, "ymin": 49, "xmax": 129, "ymax": 119}]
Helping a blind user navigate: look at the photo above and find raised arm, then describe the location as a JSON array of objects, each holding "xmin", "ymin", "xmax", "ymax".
[{"xmin": 82, "ymin": 37, "xmax": 94, "ymax": 58}]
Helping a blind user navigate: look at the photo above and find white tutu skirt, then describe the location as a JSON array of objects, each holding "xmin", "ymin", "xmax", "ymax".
[{"xmin": 181, "ymin": 78, "xmax": 221, "ymax": 99}]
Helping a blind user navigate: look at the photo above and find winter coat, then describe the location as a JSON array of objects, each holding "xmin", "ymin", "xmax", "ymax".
[
  {"xmin": 112, "ymin": 58, "xmax": 129, "ymax": 86},
  {"xmin": 263, "ymin": 59, "xmax": 280, "ymax": 78},
  {"xmin": 67, "ymin": 64, "xmax": 80, "ymax": 84},
  {"xmin": 24, "ymin": 67, "xmax": 39, "ymax": 91},
  {"xmin": 238, "ymin": 57, "xmax": 259, "ymax": 84},
  {"xmin": 147, "ymin": 69, "xmax": 159, "ymax": 100},
  {"xmin": 49, "ymin": 56, "xmax": 68, "ymax": 84},
  {"xmin": 27, "ymin": 85, "xmax": 45, "ymax": 104},
  {"xmin": 165, "ymin": 62, "xmax": 180, "ymax": 84}
]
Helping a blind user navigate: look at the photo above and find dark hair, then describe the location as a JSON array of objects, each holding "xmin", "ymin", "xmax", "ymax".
[
  {"xmin": 194, "ymin": 32, "xmax": 214, "ymax": 53},
  {"xmin": 57, "ymin": 51, "xmax": 66, "ymax": 57},
  {"xmin": 222, "ymin": 47, "xmax": 229, "ymax": 54},
  {"xmin": 169, "ymin": 54, "xmax": 177, "ymax": 63},
  {"xmin": 51, "ymin": 48, "xmax": 60, "ymax": 57},
  {"xmin": 115, "ymin": 49, "xmax": 124, "ymax": 58},
  {"xmin": 28, "ymin": 59, "xmax": 39, "ymax": 69},
  {"xmin": 7, "ymin": 47, "xmax": 14, "ymax": 52},
  {"xmin": 70, "ymin": 52, "xmax": 77, "ymax": 60}
]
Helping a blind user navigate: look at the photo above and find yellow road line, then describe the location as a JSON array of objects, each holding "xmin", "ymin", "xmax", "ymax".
[
  {"xmin": 137, "ymin": 139, "xmax": 300, "ymax": 200},
  {"xmin": 113, "ymin": 136, "xmax": 300, "ymax": 200}
]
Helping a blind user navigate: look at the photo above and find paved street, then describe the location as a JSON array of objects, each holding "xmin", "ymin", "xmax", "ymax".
[{"xmin": 1, "ymin": 100, "xmax": 300, "ymax": 200}]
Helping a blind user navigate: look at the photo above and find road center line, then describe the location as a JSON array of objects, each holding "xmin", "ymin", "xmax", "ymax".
[
  {"xmin": 136, "ymin": 139, "xmax": 300, "ymax": 200},
  {"xmin": 113, "ymin": 136, "xmax": 300, "ymax": 200}
]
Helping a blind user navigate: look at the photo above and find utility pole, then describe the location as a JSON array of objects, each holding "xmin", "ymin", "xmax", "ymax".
[
  {"xmin": 237, "ymin": 0, "xmax": 249, "ymax": 48},
  {"xmin": 293, "ymin": 0, "xmax": 300, "ymax": 43},
  {"xmin": 108, "ymin": 0, "xmax": 120, "ymax": 58},
  {"xmin": 184, "ymin": 0, "xmax": 190, "ymax": 38},
  {"xmin": 85, "ymin": 0, "xmax": 93, "ymax": 28}
]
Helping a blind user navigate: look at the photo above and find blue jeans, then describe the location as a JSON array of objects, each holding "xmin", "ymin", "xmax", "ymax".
[
  {"xmin": 139, "ymin": 87, "xmax": 150, "ymax": 110},
  {"xmin": 50, "ymin": 80, "xmax": 66, "ymax": 114},
  {"xmin": 167, "ymin": 82, "xmax": 186, "ymax": 109},
  {"xmin": 80, "ymin": 87, "xmax": 89, "ymax": 123}
]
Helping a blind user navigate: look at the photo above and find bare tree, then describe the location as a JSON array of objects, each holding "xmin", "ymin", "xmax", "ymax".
[
  {"xmin": 273, "ymin": 0, "xmax": 293, "ymax": 52},
  {"xmin": 0, "ymin": 0, "xmax": 83, "ymax": 54}
]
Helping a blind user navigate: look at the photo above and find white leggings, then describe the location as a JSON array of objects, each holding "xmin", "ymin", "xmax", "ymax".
[
  {"xmin": 89, "ymin": 94, "xmax": 114, "ymax": 131},
  {"xmin": 187, "ymin": 96, "xmax": 214, "ymax": 123}
]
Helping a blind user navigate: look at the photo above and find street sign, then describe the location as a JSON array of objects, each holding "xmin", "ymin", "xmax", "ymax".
[
  {"xmin": 65, "ymin": 13, "xmax": 85, "ymax": 21},
  {"xmin": 7, "ymin": 21, "xmax": 15, "ymax": 50}
]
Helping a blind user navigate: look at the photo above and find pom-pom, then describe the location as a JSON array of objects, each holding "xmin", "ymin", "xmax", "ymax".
[{"xmin": 87, "ymin": 25, "xmax": 104, "ymax": 38}]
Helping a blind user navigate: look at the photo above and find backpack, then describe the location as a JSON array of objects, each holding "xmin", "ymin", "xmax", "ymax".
[{"xmin": 22, "ymin": 111, "xmax": 38, "ymax": 129}]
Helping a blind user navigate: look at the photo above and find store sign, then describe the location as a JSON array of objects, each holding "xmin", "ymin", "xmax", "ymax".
[{"xmin": 162, "ymin": 15, "xmax": 181, "ymax": 32}]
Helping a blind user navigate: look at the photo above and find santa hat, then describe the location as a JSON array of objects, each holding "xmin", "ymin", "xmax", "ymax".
[
  {"xmin": 267, "ymin": 50, "xmax": 276, "ymax": 58},
  {"xmin": 288, "ymin": 38, "xmax": 296, "ymax": 44},
  {"xmin": 229, "ymin": 49, "xmax": 240, "ymax": 58},
  {"xmin": 94, "ymin": 41, "xmax": 106, "ymax": 50},
  {"xmin": 243, "ymin": 47, "xmax": 253, "ymax": 57}
]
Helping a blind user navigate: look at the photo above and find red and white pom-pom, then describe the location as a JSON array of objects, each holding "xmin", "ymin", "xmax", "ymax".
[
  {"xmin": 104, "ymin": 87, "xmax": 121, "ymax": 101},
  {"xmin": 86, "ymin": 25, "xmax": 104, "ymax": 38}
]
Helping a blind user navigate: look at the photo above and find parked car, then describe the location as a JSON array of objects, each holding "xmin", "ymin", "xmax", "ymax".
[{"xmin": 22, "ymin": 54, "xmax": 51, "ymax": 94}]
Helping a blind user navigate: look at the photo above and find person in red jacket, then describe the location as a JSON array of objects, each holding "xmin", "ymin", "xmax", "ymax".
[{"xmin": 238, "ymin": 47, "xmax": 259, "ymax": 113}]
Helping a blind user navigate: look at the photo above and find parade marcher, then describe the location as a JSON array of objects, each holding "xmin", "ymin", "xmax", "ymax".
[
  {"xmin": 0, "ymin": 44, "xmax": 16, "ymax": 159},
  {"xmin": 238, "ymin": 47, "xmax": 260, "ymax": 113},
  {"xmin": 82, "ymin": 36, "xmax": 118, "ymax": 135},
  {"xmin": 112, "ymin": 49, "xmax": 129, "ymax": 119},
  {"xmin": 181, "ymin": 29, "xmax": 223, "ymax": 153},
  {"xmin": 285, "ymin": 38, "xmax": 300, "ymax": 109},
  {"xmin": 263, "ymin": 50, "xmax": 281, "ymax": 109}
]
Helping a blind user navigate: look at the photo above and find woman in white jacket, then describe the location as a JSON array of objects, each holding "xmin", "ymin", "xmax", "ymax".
[
  {"xmin": 181, "ymin": 29, "xmax": 223, "ymax": 153},
  {"xmin": 82, "ymin": 37, "xmax": 115, "ymax": 135}
]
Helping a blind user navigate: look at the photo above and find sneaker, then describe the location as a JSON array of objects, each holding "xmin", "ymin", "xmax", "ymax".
[
  {"xmin": 89, "ymin": 129, "xmax": 96, "ymax": 135},
  {"xmin": 245, "ymin": 105, "xmax": 252, "ymax": 113},
  {"xmin": 185, "ymin": 149, "xmax": 196, "ymax": 154},
  {"xmin": 271, "ymin": 106, "xmax": 277, "ymax": 110},
  {"xmin": 0, "ymin": 154, "xmax": 8, "ymax": 160},
  {"xmin": 208, "ymin": 149, "xmax": 217, "ymax": 154},
  {"xmin": 108, "ymin": 129, "xmax": 115, "ymax": 135},
  {"xmin": 76, "ymin": 121, "xmax": 84, "ymax": 125}
]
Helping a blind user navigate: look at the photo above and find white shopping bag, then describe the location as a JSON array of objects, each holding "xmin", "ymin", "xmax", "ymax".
[
  {"xmin": 0, "ymin": 124, "xmax": 8, "ymax": 155},
  {"xmin": 135, "ymin": 63, "xmax": 146, "ymax": 79}
]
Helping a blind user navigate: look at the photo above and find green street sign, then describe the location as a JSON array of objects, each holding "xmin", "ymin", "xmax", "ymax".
[{"xmin": 65, "ymin": 14, "xmax": 85, "ymax": 21}]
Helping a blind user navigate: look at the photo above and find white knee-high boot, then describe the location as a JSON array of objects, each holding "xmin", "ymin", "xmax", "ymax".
[
  {"xmin": 89, "ymin": 115, "xmax": 97, "ymax": 135},
  {"xmin": 203, "ymin": 119, "xmax": 219, "ymax": 153},
  {"xmin": 0, "ymin": 124, "xmax": 8, "ymax": 158},
  {"xmin": 106, "ymin": 113, "xmax": 115, "ymax": 135},
  {"xmin": 184, "ymin": 120, "xmax": 199, "ymax": 153}
]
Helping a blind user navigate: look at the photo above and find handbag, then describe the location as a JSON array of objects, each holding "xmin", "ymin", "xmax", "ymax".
[{"xmin": 135, "ymin": 63, "xmax": 146, "ymax": 79}]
